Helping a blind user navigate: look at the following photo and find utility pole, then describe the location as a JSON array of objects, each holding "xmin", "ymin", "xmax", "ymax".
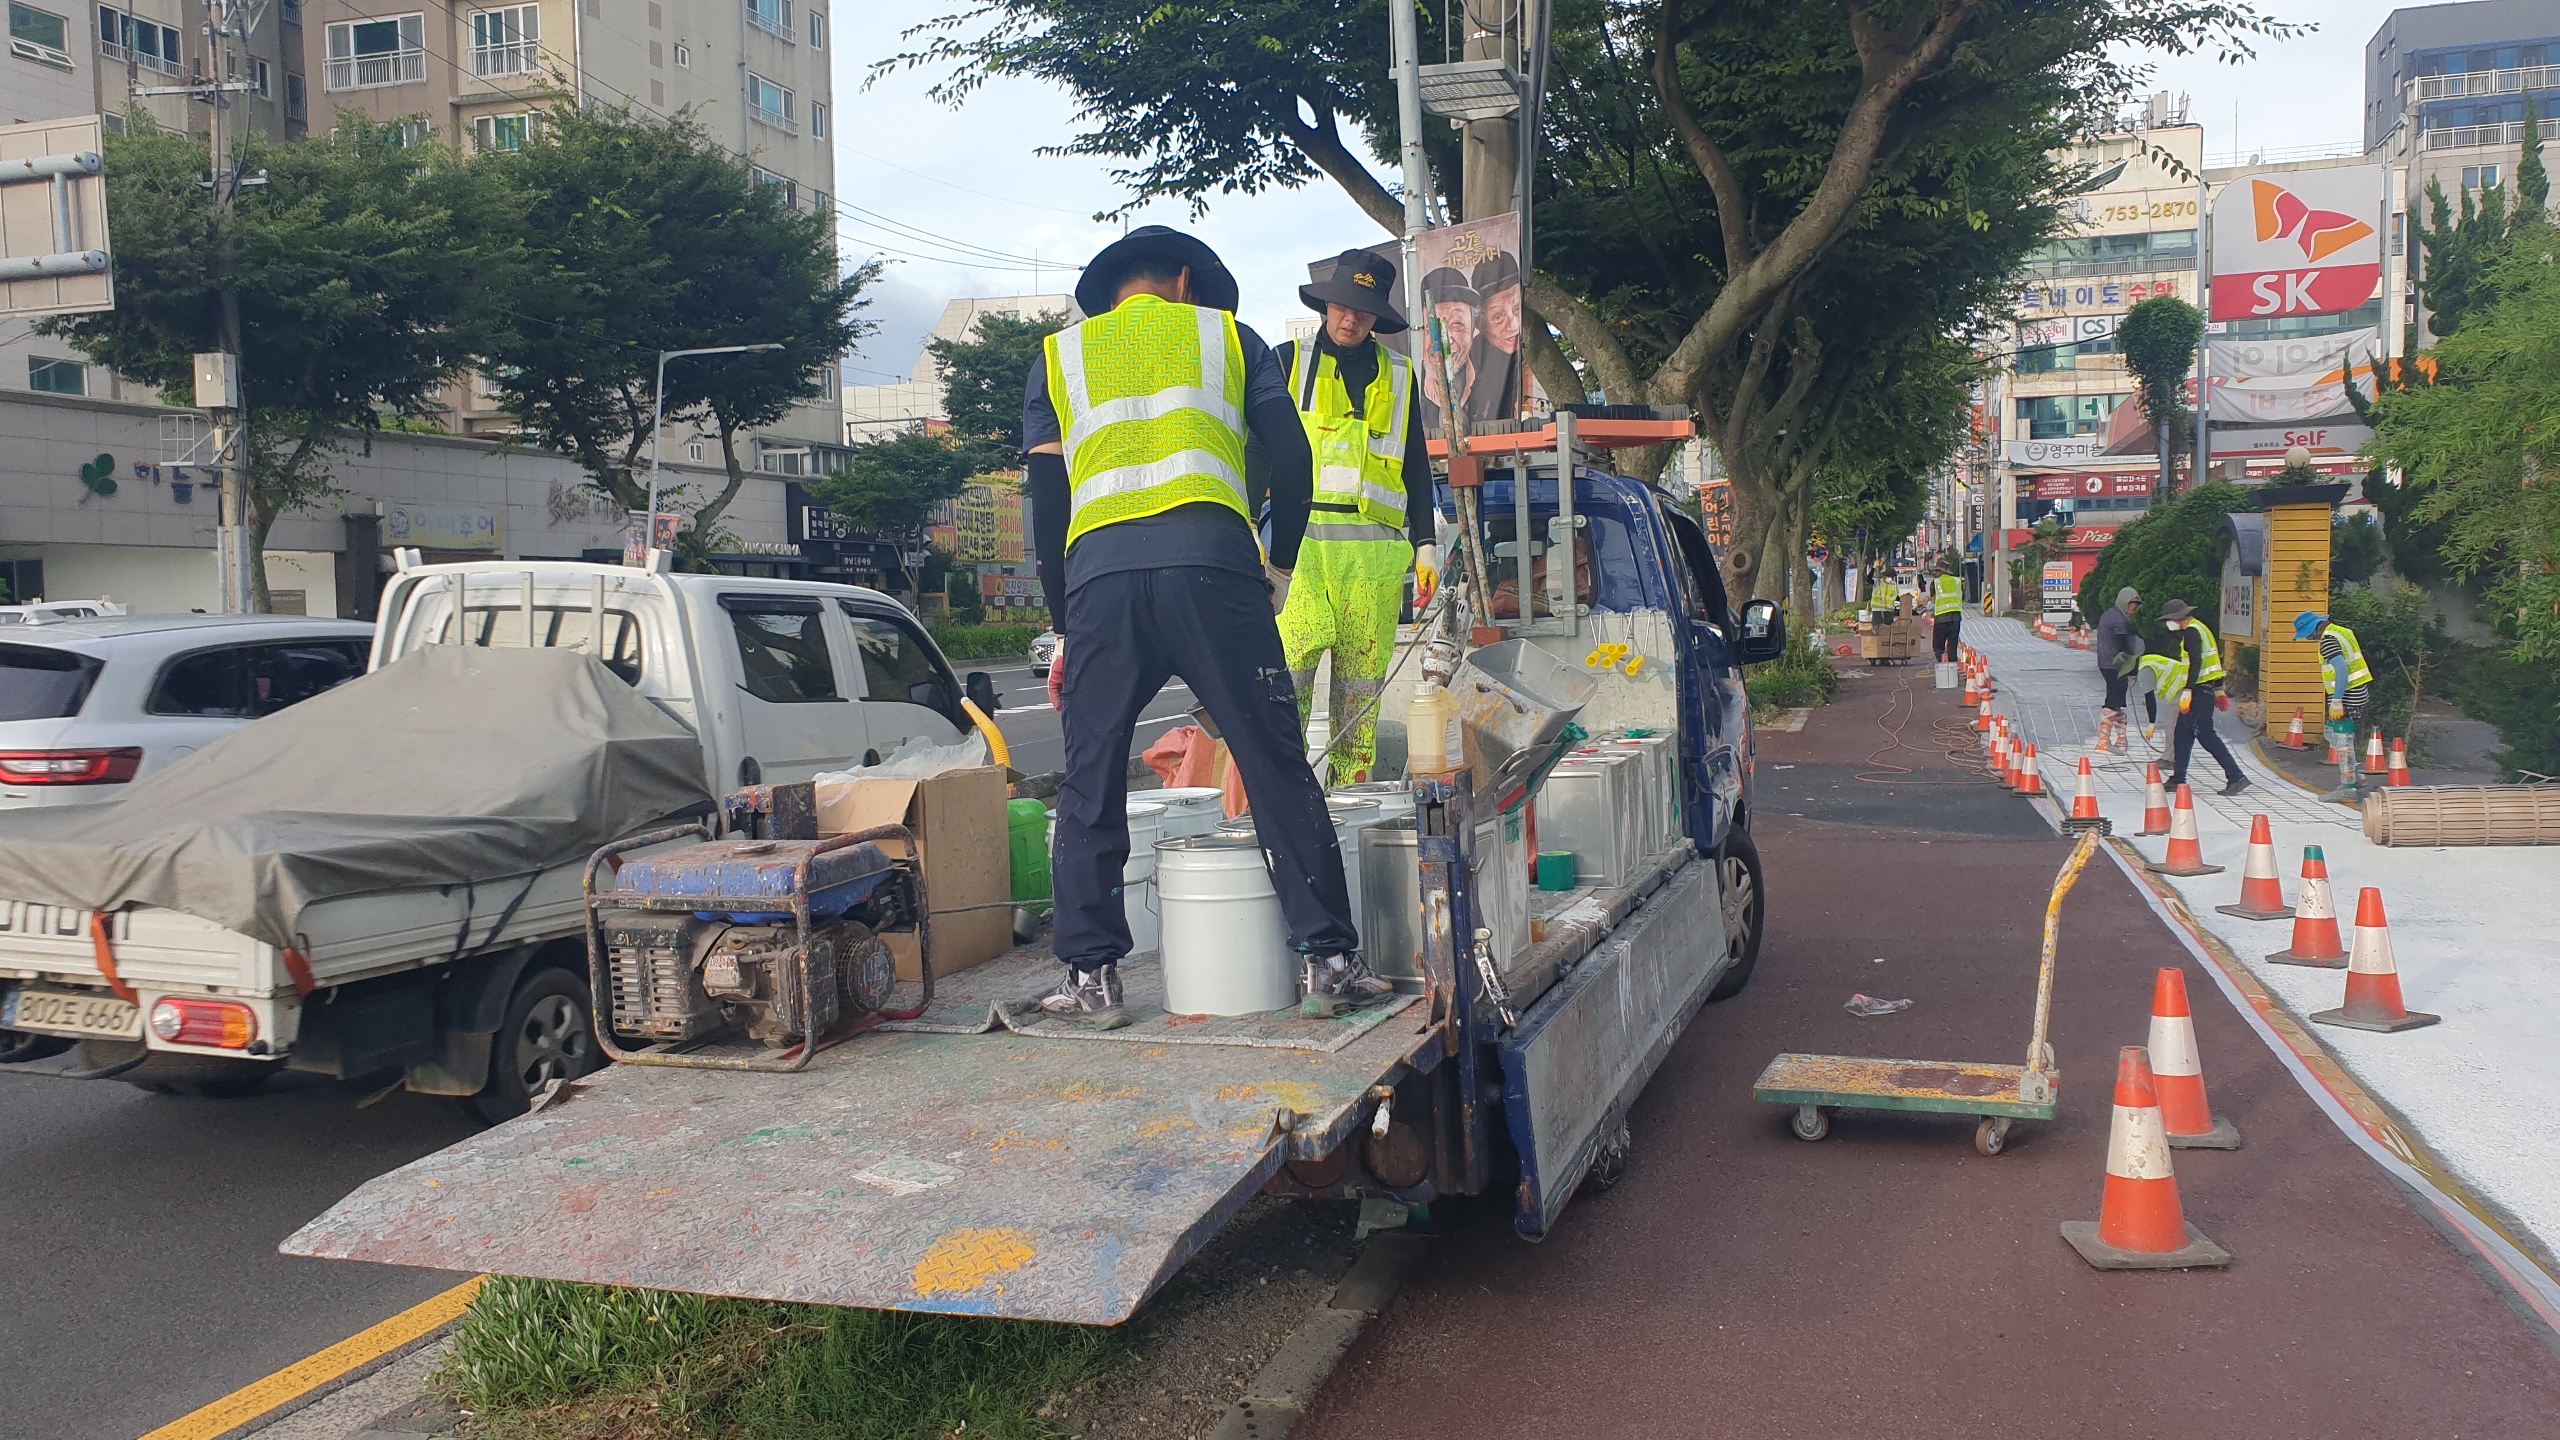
[
  {"xmin": 1459, "ymin": 0, "xmax": 1518, "ymax": 222},
  {"xmin": 139, "ymin": 0, "xmax": 265, "ymax": 610},
  {"xmin": 1390, "ymin": 0, "xmax": 1429, "ymax": 325}
]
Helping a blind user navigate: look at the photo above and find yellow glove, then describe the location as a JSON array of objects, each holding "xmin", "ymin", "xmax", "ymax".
[
  {"xmin": 2327, "ymin": 699, "xmax": 2345, "ymax": 721},
  {"xmin": 1413, "ymin": 541, "xmax": 1439, "ymax": 612}
]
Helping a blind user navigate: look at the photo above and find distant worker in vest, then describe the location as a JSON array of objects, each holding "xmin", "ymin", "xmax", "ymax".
[
  {"xmin": 1928, "ymin": 562, "xmax": 1964, "ymax": 662},
  {"xmin": 2093, "ymin": 586, "xmax": 2141, "ymax": 754},
  {"xmin": 1870, "ymin": 570, "xmax": 1899, "ymax": 616},
  {"xmin": 2158, "ymin": 598, "xmax": 2248, "ymax": 796},
  {"xmin": 2297, "ymin": 610, "xmax": 2373, "ymax": 805},
  {"xmin": 1023, "ymin": 227, "xmax": 1381, "ymax": 1027},
  {"xmin": 1266, "ymin": 249, "xmax": 1439, "ymax": 786},
  {"xmin": 2135, "ymin": 648, "xmax": 2185, "ymax": 751}
]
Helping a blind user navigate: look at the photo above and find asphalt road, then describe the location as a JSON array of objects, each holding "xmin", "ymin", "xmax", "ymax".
[
  {"xmin": 966, "ymin": 658, "xmax": 1202, "ymax": 778},
  {"xmin": 1300, "ymin": 664, "xmax": 2560, "ymax": 1438},
  {"xmin": 0, "ymin": 1067, "xmax": 482, "ymax": 1440}
]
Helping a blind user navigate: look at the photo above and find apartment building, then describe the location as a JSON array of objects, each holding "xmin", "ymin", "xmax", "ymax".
[
  {"xmin": 298, "ymin": 0, "xmax": 844, "ymax": 463},
  {"xmin": 2366, "ymin": 0, "xmax": 2560, "ymax": 342}
]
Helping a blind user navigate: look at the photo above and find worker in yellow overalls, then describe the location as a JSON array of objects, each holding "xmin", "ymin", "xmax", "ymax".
[{"xmin": 1268, "ymin": 249, "xmax": 1440, "ymax": 785}]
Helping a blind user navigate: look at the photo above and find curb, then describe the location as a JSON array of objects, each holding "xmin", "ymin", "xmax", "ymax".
[{"xmin": 1204, "ymin": 1231, "xmax": 1435, "ymax": 1439}]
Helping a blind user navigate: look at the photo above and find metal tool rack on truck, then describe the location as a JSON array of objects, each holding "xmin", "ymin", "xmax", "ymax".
[{"xmin": 281, "ymin": 409, "xmax": 1788, "ymax": 1325}]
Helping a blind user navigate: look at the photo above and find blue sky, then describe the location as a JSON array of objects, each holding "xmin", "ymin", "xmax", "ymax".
[{"xmin": 832, "ymin": 1, "xmax": 2384, "ymax": 381}]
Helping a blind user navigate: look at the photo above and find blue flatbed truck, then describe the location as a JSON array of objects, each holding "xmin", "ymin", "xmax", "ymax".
[{"xmin": 282, "ymin": 415, "xmax": 1787, "ymax": 1325}]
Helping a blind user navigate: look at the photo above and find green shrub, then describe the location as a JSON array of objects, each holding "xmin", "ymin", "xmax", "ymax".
[
  {"xmin": 1747, "ymin": 623, "xmax": 1840, "ymax": 710},
  {"xmin": 927, "ymin": 622, "xmax": 1046, "ymax": 662},
  {"xmin": 2444, "ymin": 644, "xmax": 2560, "ymax": 780},
  {"xmin": 2076, "ymin": 483, "xmax": 2257, "ymax": 654},
  {"xmin": 440, "ymin": 1277, "xmax": 1111, "ymax": 1440},
  {"xmin": 2326, "ymin": 581, "xmax": 2450, "ymax": 741}
]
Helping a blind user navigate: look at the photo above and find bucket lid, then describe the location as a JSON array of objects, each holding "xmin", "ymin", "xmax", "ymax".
[
  {"xmin": 1124, "ymin": 800, "xmax": 1168, "ymax": 818},
  {"xmin": 1150, "ymin": 787, "xmax": 1225, "ymax": 809},
  {"xmin": 1159, "ymin": 831, "xmax": 1262, "ymax": 852},
  {"xmin": 1214, "ymin": 815, "xmax": 1258, "ymax": 833},
  {"xmin": 1331, "ymin": 781, "xmax": 1412, "ymax": 798},
  {"xmin": 1325, "ymin": 797, "xmax": 1380, "ymax": 816}
]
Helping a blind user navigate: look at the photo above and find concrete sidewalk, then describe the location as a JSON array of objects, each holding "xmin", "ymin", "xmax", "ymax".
[{"xmin": 1973, "ymin": 616, "xmax": 2560, "ymax": 1300}]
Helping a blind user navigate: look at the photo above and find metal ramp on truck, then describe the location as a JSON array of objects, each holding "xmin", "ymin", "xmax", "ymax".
[{"xmin": 282, "ymin": 1003, "xmax": 1436, "ymax": 1326}]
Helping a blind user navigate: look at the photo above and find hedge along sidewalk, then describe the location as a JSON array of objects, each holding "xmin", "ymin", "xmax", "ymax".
[{"xmin": 927, "ymin": 622, "xmax": 1046, "ymax": 662}]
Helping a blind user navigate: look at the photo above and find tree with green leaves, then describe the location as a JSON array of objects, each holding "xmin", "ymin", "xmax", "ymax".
[
  {"xmin": 2118, "ymin": 295, "xmax": 2204, "ymax": 496},
  {"xmin": 2520, "ymin": 94, "xmax": 2550, "ymax": 224},
  {"xmin": 2075, "ymin": 481, "xmax": 2253, "ymax": 648},
  {"xmin": 893, "ymin": 0, "xmax": 2292, "ymax": 600},
  {"xmin": 466, "ymin": 100, "xmax": 874, "ymax": 556},
  {"xmin": 930, "ymin": 307, "xmax": 1069, "ymax": 463},
  {"xmin": 813, "ymin": 431, "xmax": 983, "ymax": 599},
  {"xmin": 39, "ymin": 117, "xmax": 499, "ymax": 611},
  {"xmin": 2414, "ymin": 176, "xmax": 2510, "ymax": 339},
  {"xmin": 2369, "ymin": 239, "xmax": 2560, "ymax": 663}
]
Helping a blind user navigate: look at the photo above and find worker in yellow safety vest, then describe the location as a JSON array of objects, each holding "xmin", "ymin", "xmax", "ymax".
[
  {"xmin": 1266, "ymin": 249, "xmax": 1440, "ymax": 786},
  {"xmin": 2159, "ymin": 599, "xmax": 2246, "ymax": 796},
  {"xmin": 2297, "ymin": 611, "xmax": 2374, "ymax": 804},
  {"xmin": 1022, "ymin": 226, "xmax": 1380, "ymax": 1027},
  {"xmin": 1928, "ymin": 564, "xmax": 1964, "ymax": 662}
]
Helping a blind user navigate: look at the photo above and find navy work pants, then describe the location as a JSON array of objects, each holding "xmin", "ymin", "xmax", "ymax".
[
  {"xmin": 1932, "ymin": 615, "xmax": 1960, "ymax": 661},
  {"xmin": 1052, "ymin": 566, "xmax": 1359, "ymax": 971},
  {"xmin": 2171, "ymin": 684, "xmax": 2242, "ymax": 788}
]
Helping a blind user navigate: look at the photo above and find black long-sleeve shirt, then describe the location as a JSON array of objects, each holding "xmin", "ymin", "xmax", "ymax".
[
  {"xmin": 1248, "ymin": 337, "xmax": 1437, "ymax": 549},
  {"xmin": 1021, "ymin": 318, "xmax": 1312, "ymax": 621}
]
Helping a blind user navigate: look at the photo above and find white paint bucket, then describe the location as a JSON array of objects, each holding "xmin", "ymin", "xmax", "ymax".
[
  {"xmin": 1124, "ymin": 802, "xmax": 1167, "ymax": 956},
  {"xmin": 1151, "ymin": 787, "xmax": 1229, "ymax": 840},
  {"xmin": 1330, "ymin": 780, "xmax": 1416, "ymax": 825},
  {"xmin": 1326, "ymin": 797, "xmax": 1381, "ymax": 930},
  {"xmin": 1156, "ymin": 833, "xmax": 1297, "ymax": 1015}
]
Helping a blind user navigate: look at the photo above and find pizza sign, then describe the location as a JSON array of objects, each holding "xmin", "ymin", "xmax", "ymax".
[{"xmin": 2209, "ymin": 167, "xmax": 2383, "ymax": 321}]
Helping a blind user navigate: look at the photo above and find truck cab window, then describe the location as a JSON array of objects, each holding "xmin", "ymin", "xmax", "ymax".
[
  {"xmin": 424, "ymin": 604, "xmax": 646, "ymax": 685},
  {"xmin": 721, "ymin": 599, "xmax": 839, "ymax": 703},
  {"xmin": 842, "ymin": 608, "xmax": 962, "ymax": 729},
  {"xmin": 1660, "ymin": 507, "xmax": 1735, "ymax": 632}
]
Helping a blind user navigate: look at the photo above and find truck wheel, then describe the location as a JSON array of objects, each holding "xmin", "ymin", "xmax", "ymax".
[
  {"xmin": 469, "ymin": 968, "xmax": 603, "ymax": 1124},
  {"xmin": 119, "ymin": 1053, "xmax": 275, "ymax": 1098},
  {"xmin": 1706, "ymin": 826, "xmax": 1764, "ymax": 1002}
]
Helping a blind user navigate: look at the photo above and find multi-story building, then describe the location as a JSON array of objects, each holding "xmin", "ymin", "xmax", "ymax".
[
  {"xmin": 298, "ymin": 0, "xmax": 844, "ymax": 464},
  {"xmin": 2366, "ymin": 0, "xmax": 2560, "ymax": 343},
  {"xmin": 1991, "ymin": 108, "xmax": 2198, "ymax": 603}
]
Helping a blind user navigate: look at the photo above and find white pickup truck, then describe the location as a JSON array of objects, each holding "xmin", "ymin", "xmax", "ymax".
[{"xmin": 0, "ymin": 558, "xmax": 990, "ymax": 1118}]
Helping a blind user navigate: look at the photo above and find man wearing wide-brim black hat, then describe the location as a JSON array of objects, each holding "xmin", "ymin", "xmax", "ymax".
[
  {"xmin": 1466, "ymin": 253, "xmax": 1523, "ymax": 424},
  {"xmin": 1021, "ymin": 225, "xmax": 1376, "ymax": 1027},
  {"xmin": 1257, "ymin": 247, "xmax": 1440, "ymax": 794}
]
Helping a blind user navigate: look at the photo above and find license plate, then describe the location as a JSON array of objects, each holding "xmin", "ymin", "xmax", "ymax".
[
  {"xmin": 0, "ymin": 900, "xmax": 93, "ymax": 941},
  {"xmin": 3, "ymin": 987, "xmax": 140, "ymax": 1039}
]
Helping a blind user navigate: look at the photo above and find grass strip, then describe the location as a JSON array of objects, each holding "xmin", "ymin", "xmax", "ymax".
[{"xmin": 439, "ymin": 1277, "xmax": 1113, "ymax": 1440}]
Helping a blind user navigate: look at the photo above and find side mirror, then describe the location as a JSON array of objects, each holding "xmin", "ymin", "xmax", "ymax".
[
  {"xmin": 964, "ymin": 671, "xmax": 1000, "ymax": 716},
  {"xmin": 1737, "ymin": 598, "xmax": 1787, "ymax": 665}
]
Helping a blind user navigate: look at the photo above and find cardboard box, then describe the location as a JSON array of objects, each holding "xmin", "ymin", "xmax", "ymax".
[{"xmin": 815, "ymin": 765, "xmax": 1012, "ymax": 982}]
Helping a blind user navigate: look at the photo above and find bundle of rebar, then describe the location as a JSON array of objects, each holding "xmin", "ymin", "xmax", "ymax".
[{"xmin": 2361, "ymin": 786, "xmax": 2560, "ymax": 847}]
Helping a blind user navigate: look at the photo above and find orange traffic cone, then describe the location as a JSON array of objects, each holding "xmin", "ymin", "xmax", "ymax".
[
  {"xmin": 2266, "ymin": 846, "xmax": 2347, "ymax": 968},
  {"xmin": 2070, "ymin": 756, "xmax": 2101, "ymax": 820},
  {"xmin": 2149, "ymin": 970, "xmax": 2240, "ymax": 1149},
  {"xmin": 2018, "ymin": 743, "xmax": 2044, "ymax": 797},
  {"xmin": 1976, "ymin": 696, "xmax": 1993, "ymax": 733},
  {"xmin": 2212, "ymin": 815, "xmax": 2294, "ymax": 921},
  {"xmin": 2387, "ymin": 739, "xmax": 2413, "ymax": 787},
  {"xmin": 1961, "ymin": 671, "xmax": 1979, "ymax": 706},
  {"xmin": 2311, "ymin": 889, "xmax": 2441, "ymax": 1033},
  {"xmin": 2326, "ymin": 728, "xmax": 2344, "ymax": 765},
  {"xmin": 2364, "ymin": 731, "xmax": 2387, "ymax": 774},
  {"xmin": 1988, "ymin": 723, "xmax": 2009, "ymax": 777},
  {"xmin": 2140, "ymin": 763, "xmax": 2172, "ymax": 835},
  {"xmin": 2282, "ymin": 707, "xmax": 2307, "ymax": 749},
  {"xmin": 2145, "ymin": 785, "xmax": 2224, "ymax": 877},
  {"xmin": 2061, "ymin": 1047, "xmax": 2232, "ymax": 1269}
]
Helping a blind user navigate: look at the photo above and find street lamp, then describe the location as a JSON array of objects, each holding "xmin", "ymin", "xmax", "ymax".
[{"xmin": 644, "ymin": 343, "xmax": 786, "ymax": 558}]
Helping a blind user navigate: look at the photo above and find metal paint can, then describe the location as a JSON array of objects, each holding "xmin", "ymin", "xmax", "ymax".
[
  {"xmin": 1359, "ymin": 819, "xmax": 1424, "ymax": 982},
  {"xmin": 1155, "ymin": 833, "xmax": 1297, "ymax": 1015},
  {"xmin": 1124, "ymin": 802, "xmax": 1167, "ymax": 956},
  {"xmin": 1150, "ymin": 787, "xmax": 1229, "ymax": 840}
]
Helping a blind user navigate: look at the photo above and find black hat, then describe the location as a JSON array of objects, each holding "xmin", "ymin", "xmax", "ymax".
[
  {"xmin": 1420, "ymin": 266, "xmax": 1480, "ymax": 308},
  {"xmin": 2159, "ymin": 598, "xmax": 2197, "ymax": 622},
  {"xmin": 1471, "ymin": 252, "xmax": 1521, "ymax": 295},
  {"xmin": 1074, "ymin": 225, "xmax": 1240, "ymax": 317},
  {"xmin": 1299, "ymin": 249, "xmax": 1408, "ymax": 334}
]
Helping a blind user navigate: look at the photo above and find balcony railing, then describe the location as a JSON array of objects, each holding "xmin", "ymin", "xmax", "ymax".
[
  {"xmin": 471, "ymin": 39, "xmax": 538, "ymax": 77},
  {"xmin": 749, "ymin": 101, "xmax": 796, "ymax": 134},
  {"xmin": 325, "ymin": 49, "xmax": 425, "ymax": 89},
  {"xmin": 745, "ymin": 0, "xmax": 792, "ymax": 39},
  {"xmin": 2424, "ymin": 117, "xmax": 2560, "ymax": 152},
  {"xmin": 2412, "ymin": 65, "xmax": 2560, "ymax": 102}
]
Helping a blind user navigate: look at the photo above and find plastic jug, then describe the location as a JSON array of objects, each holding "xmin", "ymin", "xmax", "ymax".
[
  {"xmin": 1007, "ymin": 798, "xmax": 1052, "ymax": 905},
  {"xmin": 1407, "ymin": 680, "xmax": 1462, "ymax": 777}
]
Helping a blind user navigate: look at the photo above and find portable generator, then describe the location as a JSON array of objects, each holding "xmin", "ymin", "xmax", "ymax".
[{"xmin": 583, "ymin": 819, "xmax": 932, "ymax": 1072}]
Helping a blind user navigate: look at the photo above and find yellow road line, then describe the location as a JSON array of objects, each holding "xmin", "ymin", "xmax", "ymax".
[{"xmin": 137, "ymin": 1275, "xmax": 485, "ymax": 1440}]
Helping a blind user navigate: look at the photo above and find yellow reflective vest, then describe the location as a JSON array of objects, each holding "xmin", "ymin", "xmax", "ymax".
[
  {"xmin": 1933, "ymin": 574, "xmax": 1964, "ymax": 616},
  {"xmin": 1289, "ymin": 340, "xmax": 1412, "ymax": 531},
  {"xmin": 2183, "ymin": 622, "xmax": 2225, "ymax": 685},
  {"xmin": 1044, "ymin": 294, "xmax": 1250, "ymax": 551},
  {"xmin": 2321, "ymin": 622, "xmax": 2374, "ymax": 693},
  {"xmin": 2138, "ymin": 652, "xmax": 2186, "ymax": 710}
]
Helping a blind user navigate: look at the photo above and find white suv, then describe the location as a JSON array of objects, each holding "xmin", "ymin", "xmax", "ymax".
[{"xmin": 0, "ymin": 614, "xmax": 375, "ymax": 808}]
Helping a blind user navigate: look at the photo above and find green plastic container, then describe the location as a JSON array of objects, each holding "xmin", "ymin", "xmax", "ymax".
[
  {"xmin": 1536, "ymin": 851, "xmax": 1580, "ymax": 892},
  {"xmin": 1008, "ymin": 798, "xmax": 1053, "ymax": 906}
]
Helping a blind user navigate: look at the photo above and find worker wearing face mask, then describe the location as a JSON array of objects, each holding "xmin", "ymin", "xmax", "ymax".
[
  {"xmin": 2158, "ymin": 598, "xmax": 2248, "ymax": 797},
  {"xmin": 1263, "ymin": 249, "xmax": 1441, "ymax": 786}
]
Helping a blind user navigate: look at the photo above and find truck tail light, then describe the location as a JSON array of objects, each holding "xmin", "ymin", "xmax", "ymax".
[
  {"xmin": 149, "ymin": 997, "xmax": 258, "ymax": 1049},
  {"xmin": 0, "ymin": 748, "xmax": 144, "ymax": 785}
]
